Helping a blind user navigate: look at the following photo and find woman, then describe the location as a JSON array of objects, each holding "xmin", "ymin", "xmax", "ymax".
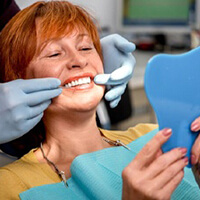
[
  {"xmin": 0, "ymin": 0, "xmax": 135, "ymax": 146},
  {"xmin": 0, "ymin": 1, "xmax": 199, "ymax": 200}
]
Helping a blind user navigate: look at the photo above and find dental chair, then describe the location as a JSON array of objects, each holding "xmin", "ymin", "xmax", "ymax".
[{"xmin": 0, "ymin": 150, "xmax": 16, "ymax": 167}]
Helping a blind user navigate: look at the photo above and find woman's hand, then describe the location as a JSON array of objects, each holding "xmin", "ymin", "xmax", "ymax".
[
  {"xmin": 190, "ymin": 117, "xmax": 200, "ymax": 187},
  {"xmin": 122, "ymin": 128, "xmax": 188, "ymax": 200},
  {"xmin": 190, "ymin": 117, "xmax": 200, "ymax": 165}
]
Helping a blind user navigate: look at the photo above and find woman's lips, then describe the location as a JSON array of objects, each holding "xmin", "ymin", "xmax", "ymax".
[
  {"xmin": 63, "ymin": 73, "xmax": 94, "ymax": 90},
  {"xmin": 63, "ymin": 73, "xmax": 94, "ymax": 85}
]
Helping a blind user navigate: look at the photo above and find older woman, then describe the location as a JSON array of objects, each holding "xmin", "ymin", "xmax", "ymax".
[
  {"xmin": 0, "ymin": 0, "xmax": 135, "ymax": 145},
  {"xmin": 0, "ymin": 1, "xmax": 199, "ymax": 200}
]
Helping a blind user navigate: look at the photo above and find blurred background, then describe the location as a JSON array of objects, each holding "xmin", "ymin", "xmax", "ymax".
[{"xmin": 16, "ymin": 0, "xmax": 200, "ymax": 130}]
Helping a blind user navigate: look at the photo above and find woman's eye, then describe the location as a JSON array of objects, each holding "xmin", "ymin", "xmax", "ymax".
[
  {"xmin": 81, "ymin": 47, "xmax": 92, "ymax": 51},
  {"xmin": 48, "ymin": 53, "xmax": 61, "ymax": 58}
]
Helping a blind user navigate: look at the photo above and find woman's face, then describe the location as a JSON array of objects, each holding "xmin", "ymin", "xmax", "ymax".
[{"xmin": 26, "ymin": 28, "xmax": 104, "ymax": 113}]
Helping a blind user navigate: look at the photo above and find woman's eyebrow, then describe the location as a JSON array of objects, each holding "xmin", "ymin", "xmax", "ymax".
[
  {"xmin": 76, "ymin": 33, "xmax": 91, "ymax": 41},
  {"xmin": 77, "ymin": 33, "xmax": 89, "ymax": 38}
]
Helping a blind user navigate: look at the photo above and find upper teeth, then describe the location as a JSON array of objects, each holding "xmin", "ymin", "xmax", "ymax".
[{"xmin": 65, "ymin": 77, "xmax": 91, "ymax": 88}]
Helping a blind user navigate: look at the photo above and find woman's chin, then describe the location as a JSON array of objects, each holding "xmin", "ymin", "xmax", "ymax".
[
  {"xmin": 68, "ymin": 94, "xmax": 102, "ymax": 112},
  {"xmin": 50, "ymin": 89, "xmax": 104, "ymax": 113},
  {"xmin": 70, "ymin": 102, "xmax": 98, "ymax": 112}
]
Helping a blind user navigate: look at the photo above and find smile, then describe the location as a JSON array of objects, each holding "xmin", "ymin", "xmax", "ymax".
[{"xmin": 64, "ymin": 77, "xmax": 91, "ymax": 88}]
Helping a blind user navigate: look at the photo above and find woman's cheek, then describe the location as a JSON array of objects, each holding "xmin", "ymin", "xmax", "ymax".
[
  {"xmin": 27, "ymin": 60, "xmax": 63, "ymax": 78},
  {"xmin": 44, "ymin": 92, "xmax": 66, "ymax": 113},
  {"xmin": 34, "ymin": 67, "xmax": 61, "ymax": 78}
]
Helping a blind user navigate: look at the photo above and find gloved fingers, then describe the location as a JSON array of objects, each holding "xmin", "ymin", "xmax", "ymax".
[
  {"xmin": 105, "ymin": 84, "xmax": 126, "ymax": 101},
  {"xmin": 19, "ymin": 78, "xmax": 61, "ymax": 93},
  {"xmin": 28, "ymin": 100, "xmax": 51, "ymax": 119},
  {"xmin": 94, "ymin": 74, "xmax": 111, "ymax": 85},
  {"xmin": 94, "ymin": 74, "xmax": 125, "ymax": 85},
  {"xmin": 95, "ymin": 73, "xmax": 130, "ymax": 86},
  {"xmin": 109, "ymin": 97, "xmax": 121, "ymax": 108},
  {"xmin": 26, "ymin": 88, "xmax": 62, "ymax": 106},
  {"xmin": 113, "ymin": 34, "xmax": 136, "ymax": 53},
  {"xmin": 25, "ymin": 113, "xmax": 44, "ymax": 132},
  {"xmin": 110, "ymin": 61, "xmax": 134, "ymax": 82}
]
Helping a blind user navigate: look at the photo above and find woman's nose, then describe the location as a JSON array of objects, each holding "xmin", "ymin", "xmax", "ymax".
[{"xmin": 67, "ymin": 51, "xmax": 88, "ymax": 69}]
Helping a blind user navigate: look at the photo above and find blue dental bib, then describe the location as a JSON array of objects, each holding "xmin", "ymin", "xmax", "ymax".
[{"xmin": 20, "ymin": 129, "xmax": 199, "ymax": 200}]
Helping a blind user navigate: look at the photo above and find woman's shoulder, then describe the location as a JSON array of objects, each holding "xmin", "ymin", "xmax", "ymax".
[
  {"xmin": 100, "ymin": 123, "xmax": 158, "ymax": 144},
  {"xmin": 0, "ymin": 150, "xmax": 36, "ymax": 199},
  {"xmin": 0, "ymin": 148, "xmax": 61, "ymax": 199},
  {"xmin": 0, "ymin": 148, "xmax": 38, "ymax": 173},
  {"xmin": 0, "ymin": 149, "xmax": 39, "ymax": 186},
  {"xmin": 127, "ymin": 123, "xmax": 158, "ymax": 134},
  {"xmin": 0, "ymin": 148, "xmax": 60, "ymax": 182}
]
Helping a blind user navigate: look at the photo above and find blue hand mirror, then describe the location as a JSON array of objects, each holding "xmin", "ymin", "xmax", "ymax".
[{"xmin": 144, "ymin": 47, "xmax": 200, "ymax": 167}]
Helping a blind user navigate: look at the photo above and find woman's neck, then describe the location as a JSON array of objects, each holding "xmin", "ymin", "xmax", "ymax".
[
  {"xmin": 34, "ymin": 110, "xmax": 110, "ymax": 178},
  {"xmin": 45, "ymin": 110, "xmax": 104, "ymax": 148}
]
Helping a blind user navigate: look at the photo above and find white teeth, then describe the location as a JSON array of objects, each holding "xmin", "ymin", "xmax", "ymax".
[
  {"xmin": 64, "ymin": 77, "xmax": 91, "ymax": 88},
  {"xmin": 78, "ymin": 79, "xmax": 83, "ymax": 85},
  {"xmin": 71, "ymin": 81, "xmax": 75, "ymax": 86},
  {"xmin": 87, "ymin": 77, "xmax": 91, "ymax": 83}
]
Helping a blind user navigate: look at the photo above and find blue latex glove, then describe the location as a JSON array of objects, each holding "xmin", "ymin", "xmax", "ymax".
[
  {"xmin": 0, "ymin": 78, "xmax": 62, "ymax": 144},
  {"xmin": 94, "ymin": 34, "xmax": 136, "ymax": 108}
]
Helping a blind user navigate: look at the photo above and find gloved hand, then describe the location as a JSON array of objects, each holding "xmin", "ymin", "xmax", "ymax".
[
  {"xmin": 94, "ymin": 34, "xmax": 136, "ymax": 108},
  {"xmin": 0, "ymin": 78, "xmax": 62, "ymax": 144}
]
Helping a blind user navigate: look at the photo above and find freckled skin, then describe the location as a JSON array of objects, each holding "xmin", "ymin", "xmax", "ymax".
[{"xmin": 26, "ymin": 29, "xmax": 105, "ymax": 113}]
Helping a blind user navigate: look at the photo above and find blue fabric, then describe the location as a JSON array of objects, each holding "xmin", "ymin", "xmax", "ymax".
[{"xmin": 20, "ymin": 128, "xmax": 200, "ymax": 200}]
